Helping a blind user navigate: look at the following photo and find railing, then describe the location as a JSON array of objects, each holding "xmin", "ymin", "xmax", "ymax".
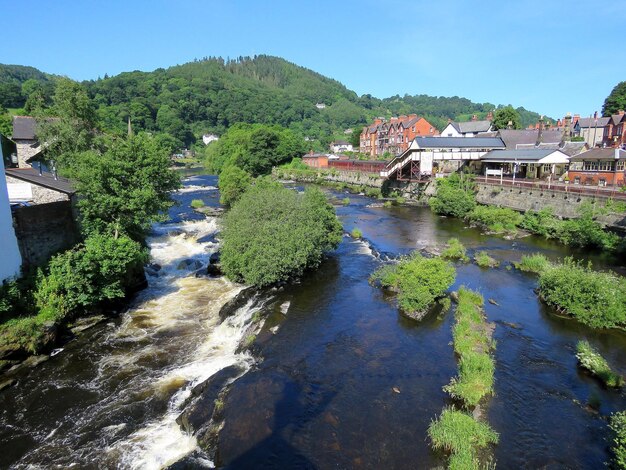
[
  {"xmin": 480, "ymin": 177, "xmax": 626, "ymax": 200},
  {"xmin": 328, "ymin": 160, "xmax": 387, "ymax": 174}
]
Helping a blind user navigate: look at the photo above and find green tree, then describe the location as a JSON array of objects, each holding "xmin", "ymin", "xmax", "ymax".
[
  {"xmin": 218, "ymin": 164, "xmax": 252, "ymax": 206},
  {"xmin": 602, "ymin": 81, "xmax": 626, "ymax": 116},
  {"xmin": 71, "ymin": 133, "xmax": 181, "ymax": 240},
  {"xmin": 350, "ymin": 127, "xmax": 361, "ymax": 148},
  {"xmin": 492, "ymin": 105, "xmax": 522, "ymax": 130},
  {"xmin": 220, "ymin": 183, "xmax": 343, "ymax": 286}
]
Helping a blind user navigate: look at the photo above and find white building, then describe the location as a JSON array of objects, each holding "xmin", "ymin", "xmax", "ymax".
[
  {"xmin": 0, "ymin": 141, "xmax": 23, "ymax": 282},
  {"xmin": 202, "ymin": 134, "xmax": 219, "ymax": 145},
  {"xmin": 315, "ymin": 103, "xmax": 326, "ymax": 109},
  {"xmin": 440, "ymin": 119, "xmax": 493, "ymax": 137},
  {"xmin": 329, "ymin": 140, "xmax": 353, "ymax": 153}
]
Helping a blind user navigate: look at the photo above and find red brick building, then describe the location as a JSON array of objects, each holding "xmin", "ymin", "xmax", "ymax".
[
  {"xmin": 359, "ymin": 115, "xmax": 438, "ymax": 157},
  {"xmin": 568, "ymin": 148, "xmax": 626, "ymax": 187},
  {"xmin": 302, "ymin": 152, "xmax": 329, "ymax": 169}
]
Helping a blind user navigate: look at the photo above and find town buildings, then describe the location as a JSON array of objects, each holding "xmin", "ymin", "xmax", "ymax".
[
  {"xmin": 568, "ymin": 148, "xmax": 625, "ymax": 187},
  {"xmin": 440, "ymin": 113, "xmax": 494, "ymax": 137},
  {"xmin": 359, "ymin": 114, "xmax": 439, "ymax": 157},
  {"xmin": 329, "ymin": 140, "xmax": 353, "ymax": 153}
]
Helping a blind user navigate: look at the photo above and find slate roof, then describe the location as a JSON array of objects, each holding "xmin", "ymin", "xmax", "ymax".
[
  {"xmin": 414, "ymin": 136, "xmax": 505, "ymax": 149},
  {"xmin": 481, "ymin": 149, "xmax": 564, "ymax": 162},
  {"xmin": 5, "ymin": 167, "xmax": 75, "ymax": 194},
  {"xmin": 611, "ymin": 114, "xmax": 625, "ymax": 125},
  {"xmin": 12, "ymin": 116, "xmax": 37, "ymax": 140},
  {"xmin": 332, "ymin": 140, "xmax": 350, "ymax": 146},
  {"xmin": 569, "ymin": 148, "xmax": 626, "ymax": 161},
  {"xmin": 452, "ymin": 120, "xmax": 492, "ymax": 134},
  {"xmin": 575, "ymin": 117, "xmax": 610, "ymax": 128},
  {"xmin": 498, "ymin": 129, "xmax": 563, "ymax": 149}
]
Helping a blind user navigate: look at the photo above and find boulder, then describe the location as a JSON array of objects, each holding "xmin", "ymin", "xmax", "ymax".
[
  {"xmin": 209, "ymin": 252, "xmax": 220, "ymax": 265},
  {"xmin": 177, "ymin": 259, "xmax": 204, "ymax": 271},
  {"xmin": 206, "ymin": 264, "xmax": 222, "ymax": 277},
  {"xmin": 0, "ymin": 378, "xmax": 16, "ymax": 392},
  {"xmin": 70, "ymin": 315, "xmax": 107, "ymax": 335},
  {"xmin": 218, "ymin": 287, "xmax": 258, "ymax": 320}
]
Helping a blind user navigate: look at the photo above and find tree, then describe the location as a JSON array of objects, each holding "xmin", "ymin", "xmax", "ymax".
[
  {"xmin": 350, "ymin": 127, "xmax": 361, "ymax": 148},
  {"xmin": 491, "ymin": 105, "xmax": 521, "ymax": 130},
  {"xmin": 71, "ymin": 133, "xmax": 181, "ymax": 241},
  {"xmin": 602, "ymin": 81, "xmax": 626, "ymax": 117},
  {"xmin": 218, "ymin": 164, "xmax": 252, "ymax": 206},
  {"xmin": 220, "ymin": 183, "xmax": 343, "ymax": 286}
]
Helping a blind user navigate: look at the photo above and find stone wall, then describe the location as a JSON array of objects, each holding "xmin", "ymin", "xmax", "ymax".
[
  {"xmin": 475, "ymin": 183, "xmax": 626, "ymax": 232},
  {"xmin": 12, "ymin": 200, "xmax": 80, "ymax": 267},
  {"xmin": 14, "ymin": 140, "xmax": 40, "ymax": 169},
  {"xmin": 5, "ymin": 176, "xmax": 69, "ymax": 204}
]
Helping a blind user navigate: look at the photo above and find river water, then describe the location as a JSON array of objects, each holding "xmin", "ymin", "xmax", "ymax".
[{"xmin": 1, "ymin": 174, "xmax": 625, "ymax": 469}]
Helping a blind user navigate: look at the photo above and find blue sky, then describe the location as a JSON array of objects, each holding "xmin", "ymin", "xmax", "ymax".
[{"xmin": 1, "ymin": 0, "xmax": 624, "ymax": 119}]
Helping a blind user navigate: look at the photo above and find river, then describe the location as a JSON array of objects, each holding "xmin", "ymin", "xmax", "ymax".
[{"xmin": 1, "ymin": 174, "xmax": 625, "ymax": 469}]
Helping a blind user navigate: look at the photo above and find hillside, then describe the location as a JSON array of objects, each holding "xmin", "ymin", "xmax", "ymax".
[
  {"xmin": 0, "ymin": 56, "xmax": 549, "ymax": 147},
  {"xmin": 0, "ymin": 64, "xmax": 55, "ymax": 109}
]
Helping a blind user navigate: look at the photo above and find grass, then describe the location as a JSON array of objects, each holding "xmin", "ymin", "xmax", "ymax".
[
  {"xmin": 610, "ymin": 411, "xmax": 626, "ymax": 469},
  {"xmin": 443, "ymin": 288, "xmax": 496, "ymax": 408},
  {"xmin": 214, "ymin": 398, "xmax": 225, "ymax": 413},
  {"xmin": 514, "ymin": 253, "xmax": 552, "ymax": 274},
  {"xmin": 351, "ymin": 227, "xmax": 363, "ymax": 239},
  {"xmin": 342, "ymin": 197, "xmax": 350, "ymax": 206},
  {"xmin": 466, "ymin": 205, "xmax": 522, "ymax": 235},
  {"xmin": 428, "ymin": 408, "xmax": 499, "ymax": 469},
  {"xmin": 191, "ymin": 199, "xmax": 205, "ymax": 209},
  {"xmin": 576, "ymin": 340, "xmax": 623, "ymax": 388},
  {"xmin": 0, "ymin": 315, "xmax": 47, "ymax": 354},
  {"xmin": 441, "ymin": 238, "xmax": 469, "ymax": 262},
  {"xmin": 383, "ymin": 200, "xmax": 393, "ymax": 208},
  {"xmin": 474, "ymin": 251, "xmax": 499, "ymax": 268}
]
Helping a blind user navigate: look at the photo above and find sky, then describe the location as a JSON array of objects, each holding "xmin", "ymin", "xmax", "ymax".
[{"xmin": 1, "ymin": 0, "xmax": 624, "ymax": 119}]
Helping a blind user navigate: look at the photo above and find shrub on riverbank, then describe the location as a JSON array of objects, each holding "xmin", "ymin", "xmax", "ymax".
[
  {"xmin": 218, "ymin": 164, "xmax": 252, "ymax": 206},
  {"xmin": 429, "ymin": 174, "xmax": 476, "ymax": 218},
  {"xmin": 466, "ymin": 205, "xmax": 522, "ymax": 234},
  {"xmin": 538, "ymin": 258, "xmax": 626, "ymax": 330},
  {"xmin": 370, "ymin": 253, "xmax": 456, "ymax": 319},
  {"xmin": 576, "ymin": 340, "xmax": 623, "ymax": 388},
  {"xmin": 514, "ymin": 253, "xmax": 552, "ymax": 274},
  {"xmin": 191, "ymin": 199, "xmax": 205, "ymax": 209},
  {"xmin": 220, "ymin": 183, "xmax": 343, "ymax": 287},
  {"xmin": 610, "ymin": 411, "xmax": 626, "ymax": 469},
  {"xmin": 444, "ymin": 288, "xmax": 496, "ymax": 408},
  {"xmin": 441, "ymin": 238, "xmax": 469, "ymax": 262},
  {"xmin": 474, "ymin": 251, "xmax": 499, "ymax": 268},
  {"xmin": 428, "ymin": 408, "xmax": 499, "ymax": 469}
]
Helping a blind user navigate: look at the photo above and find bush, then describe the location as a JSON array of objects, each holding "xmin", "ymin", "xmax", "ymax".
[
  {"xmin": 34, "ymin": 234, "xmax": 147, "ymax": 321},
  {"xmin": 514, "ymin": 253, "xmax": 552, "ymax": 274},
  {"xmin": 466, "ymin": 205, "xmax": 522, "ymax": 234},
  {"xmin": 220, "ymin": 183, "xmax": 343, "ymax": 287},
  {"xmin": 351, "ymin": 227, "xmax": 363, "ymax": 238},
  {"xmin": 218, "ymin": 164, "xmax": 252, "ymax": 207},
  {"xmin": 441, "ymin": 238, "xmax": 469, "ymax": 262},
  {"xmin": 428, "ymin": 408, "xmax": 499, "ymax": 468},
  {"xmin": 610, "ymin": 411, "xmax": 626, "ymax": 469},
  {"xmin": 555, "ymin": 214, "xmax": 620, "ymax": 251},
  {"xmin": 474, "ymin": 251, "xmax": 499, "ymax": 268},
  {"xmin": 576, "ymin": 340, "xmax": 623, "ymax": 387},
  {"xmin": 190, "ymin": 199, "xmax": 205, "ymax": 209},
  {"xmin": 429, "ymin": 183, "xmax": 476, "ymax": 218},
  {"xmin": 0, "ymin": 274, "xmax": 36, "ymax": 322},
  {"xmin": 538, "ymin": 258, "xmax": 626, "ymax": 329},
  {"xmin": 342, "ymin": 197, "xmax": 350, "ymax": 206},
  {"xmin": 370, "ymin": 253, "xmax": 456, "ymax": 318},
  {"xmin": 519, "ymin": 207, "xmax": 561, "ymax": 238}
]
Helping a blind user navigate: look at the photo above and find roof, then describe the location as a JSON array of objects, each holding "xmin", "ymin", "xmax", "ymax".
[
  {"xmin": 5, "ymin": 167, "xmax": 75, "ymax": 194},
  {"xmin": 455, "ymin": 120, "xmax": 492, "ymax": 134},
  {"xmin": 302, "ymin": 153, "xmax": 329, "ymax": 158},
  {"xmin": 481, "ymin": 149, "xmax": 565, "ymax": 162},
  {"xmin": 559, "ymin": 141, "xmax": 588, "ymax": 157},
  {"xmin": 575, "ymin": 117, "xmax": 610, "ymax": 128},
  {"xmin": 570, "ymin": 148, "xmax": 626, "ymax": 161},
  {"xmin": 332, "ymin": 140, "xmax": 350, "ymax": 146},
  {"xmin": 498, "ymin": 129, "xmax": 563, "ymax": 149},
  {"xmin": 611, "ymin": 114, "xmax": 625, "ymax": 125},
  {"xmin": 12, "ymin": 116, "xmax": 37, "ymax": 140},
  {"xmin": 414, "ymin": 136, "xmax": 505, "ymax": 149}
]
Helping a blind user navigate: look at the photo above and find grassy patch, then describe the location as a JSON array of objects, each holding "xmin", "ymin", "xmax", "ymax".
[
  {"xmin": 576, "ymin": 340, "xmax": 623, "ymax": 388},
  {"xmin": 610, "ymin": 411, "xmax": 626, "ymax": 469},
  {"xmin": 428, "ymin": 408, "xmax": 499, "ymax": 468},
  {"xmin": 351, "ymin": 227, "xmax": 363, "ymax": 239},
  {"xmin": 383, "ymin": 200, "xmax": 393, "ymax": 208},
  {"xmin": 370, "ymin": 253, "xmax": 455, "ymax": 319},
  {"xmin": 538, "ymin": 258, "xmax": 626, "ymax": 330},
  {"xmin": 444, "ymin": 288, "xmax": 496, "ymax": 408},
  {"xmin": 466, "ymin": 205, "xmax": 522, "ymax": 235},
  {"xmin": 191, "ymin": 199, "xmax": 205, "ymax": 209},
  {"xmin": 342, "ymin": 197, "xmax": 350, "ymax": 206},
  {"xmin": 441, "ymin": 238, "xmax": 469, "ymax": 262},
  {"xmin": 514, "ymin": 253, "xmax": 552, "ymax": 274},
  {"xmin": 474, "ymin": 251, "xmax": 499, "ymax": 268}
]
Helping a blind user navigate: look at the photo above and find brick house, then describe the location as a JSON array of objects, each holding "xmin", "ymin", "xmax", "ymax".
[
  {"xmin": 360, "ymin": 115, "xmax": 439, "ymax": 157},
  {"xmin": 567, "ymin": 148, "xmax": 626, "ymax": 187},
  {"xmin": 604, "ymin": 110, "xmax": 626, "ymax": 148},
  {"xmin": 302, "ymin": 152, "xmax": 329, "ymax": 169}
]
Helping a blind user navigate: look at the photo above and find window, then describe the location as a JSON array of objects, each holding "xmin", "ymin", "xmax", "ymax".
[
  {"xmin": 542, "ymin": 164, "xmax": 552, "ymax": 172},
  {"xmin": 599, "ymin": 178, "xmax": 607, "ymax": 187},
  {"xmin": 574, "ymin": 176, "xmax": 580, "ymax": 184},
  {"xmin": 583, "ymin": 161, "xmax": 599, "ymax": 171}
]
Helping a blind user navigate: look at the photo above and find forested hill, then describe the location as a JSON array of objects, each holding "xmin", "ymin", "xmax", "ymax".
[
  {"xmin": 0, "ymin": 64, "xmax": 55, "ymax": 108},
  {"xmin": 0, "ymin": 56, "xmax": 548, "ymax": 148}
]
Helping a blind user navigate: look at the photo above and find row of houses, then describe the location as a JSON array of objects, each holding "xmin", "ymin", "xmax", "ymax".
[{"xmin": 360, "ymin": 114, "xmax": 440, "ymax": 157}]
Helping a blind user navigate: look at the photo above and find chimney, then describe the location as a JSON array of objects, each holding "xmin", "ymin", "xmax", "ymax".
[
  {"xmin": 536, "ymin": 115, "xmax": 544, "ymax": 146},
  {"xmin": 507, "ymin": 120, "xmax": 513, "ymax": 130},
  {"xmin": 448, "ymin": 118, "xmax": 452, "ymax": 124},
  {"xmin": 619, "ymin": 110, "xmax": 625, "ymax": 116},
  {"xmin": 471, "ymin": 114, "xmax": 478, "ymax": 121},
  {"xmin": 564, "ymin": 113, "xmax": 572, "ymax": 141},
  {"xmin": 486, "ymin": 111, "xmax": 493, "ymax": 121},
  {"xmin": 594, "ymin": 111, "xmax": 598, "ymax": 119},
  {"xmin": 408, "ymin": 114, "xmax": 417, "ymax": 120}
]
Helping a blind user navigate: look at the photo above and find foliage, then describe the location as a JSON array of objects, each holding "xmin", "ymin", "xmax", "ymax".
[
  {"xmin": 538, "ymin": 258, "xmax": 626, "ymax": 329},
  {"xmin": 491, "ymin": 105, "xmax": 522, "ymax": 130},
  {"xmin": 220, "ymin": 183, "xmax": 343, "ymax": 287},
  {"xmin": 428, "ymin": 408, "xmax": 499, "ymax": 469},
  {"xmin": 342, "ymin": 197, "xmax": 350, "ymax": 206},
  {"xmin": 429, "ymin": 174, "xmax": 476, "ymax": 218},
  {"xmin": 34, "ymin": 234, "xmax": 147, "ymax": 321},
  {"xmin": 576, "ymin": 340, "xmax": 623, "ymax": 388},
  {"xmin": 441, "ymin": 238, "xmax": 469, "ymax": 262},
  {"xmin": 603, "ymin": 81, "xmax": 626, "ymax": 117},
  {"xmin": 70, "ymin": 133, "xmax": 181, "ymax": 240},
  {"xmin": 519, "ymin": 207, "xmax": 561, "ymax": 238},
  {"xmin": 218, "ymin": 164, "xmax": 252, "ymax": 206},
  {"xmin": 0, "ymin": 63, "xmax": 55, "ymax": 108},
  {"xmin": 351, "ymin": 227, "xmax": 363, "ymax": 238},
  {"xmin": 609, "ymin": 411, "xmax": 626, "ymax": 469},
  {"xmin": 278, "ymin": 157, "xmax": 309, "ymax": 171},
  {"xmin": 555, "ymin": 213, "xmax": 620, "ymax": 251},
  {"xmin": 370, "ymin": 253, "xmax": 456, "ymax": 316},
  {"xmin": 514, "ymin": 253, "xmax": 552, "ymax": 274},
  {"xmin": 466, "ymin": 205, "xmax": 522, "ymax": 234},
  {"xmin": 191, "ymin": 199, "xmax": 205, "ymax": 209},
  {"xmin": 204, "ymin": 122, "xmax": 306, "ymax": 176},
  {"xmin": 0, "ymin": 274, "xmax": 36, "ymax": 322},
  {"xmin": 474, "ymin": 251, "xmax": 499, "ymax": 268},
  {"xmin": 444, "ymin": 288, "xmax": 496, "ymax": 408}
]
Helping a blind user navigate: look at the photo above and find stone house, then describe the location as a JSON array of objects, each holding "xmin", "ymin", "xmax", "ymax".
[
  {"xmin": 11, "ymin": 116, "xmax": 43, "ymax": 169},
  {"xmin": 5, "ymin": 167, "xmax": 75, "ymax": 205}
]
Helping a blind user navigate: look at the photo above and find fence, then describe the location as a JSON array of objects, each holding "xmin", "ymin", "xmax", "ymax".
[
  {"xmin": 328, "ymin": 160, "xmax": 386, "ymax": 173},
  {"xmin": 480, "ymin": 177, "xmax": 626, "ymax": 201}
]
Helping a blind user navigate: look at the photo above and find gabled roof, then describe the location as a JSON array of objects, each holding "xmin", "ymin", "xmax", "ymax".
[
  {"xmin": 5, "ymin": 167, "xmax": 75, "ymax": 194},
  {"xmin": 456, "ymin": 120, "xmax": 492, "ymax": 134},
  {"xmin": 481, "ymin": 149, "xmax": 569, "ymax": 163},
  {"xmin": 12, "ymin": 116, "xmax": 38, "ymax": 140},
  {"xmin": 611, "ymin": 114, "xmax": 625, "ymax": 125},
  {"xmin": 575, "ymin": 117, "xmax": 611, "ymax": 128},
  {"xmin": 570, "ymin": 148, "xmax": 626, "ymax": 161},
  {"xmin": 414, "ymin": 136, "xmax": 505, "ymax": 149},
  {"xmin": 331, "ymin": 140, "xmax": 350, "ymax": 146},
  {"xmin": 498, "ymin": 129, "xmax": 563, "ymax": 149}
]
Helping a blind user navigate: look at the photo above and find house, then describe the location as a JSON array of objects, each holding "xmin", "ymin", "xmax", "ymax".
[
  {"xmin": 497, "ymin": 128, "xmax": 563, "ymax": 150},
  {"xmin": 359, "ymin": 115, "xmax": 439, "ymax": 157},
  {"xmin": 343, "ymin": 128, "xmax": 354, "ymax": 135},
  {"xmin": 481, "ymin": 149, "xmax": 570, "ymax": 180},
  {"xmin": 302, "ymin": 152, "xmax": 329, "ymax": 169},
  {"xmin": 5, "ymin": 166, "xmax": 75, "ymax": 205},
  {"xmin": 329, "ymin": 140, "xmax": 353, "ymax": 153},
  {"xmin": 0, "ymin": 140, "xmax": 22, "ymax": 282},
  {"xmin": 573, "ymin": 113, "xmax": 610, "ymax": 147},
  {"xmin": 12, "ymin": 116, "xmax": 43, "ymax": 169},
  {"xmin": 202, "ymin": 134, "xmax": 219, "ymax": 145},
  {"xmin": 381, "ymin": 136, "xmax": 505, "ymax": 180},
  {"xmin": 315, "ymin": 103, "xmax": 326, "ymax": 109},
  {"xmin": 604, "ymin": 110, "xmax": 626, "ymax": 148},
  {"xmin": 440, "ymin": 113, "xmax": 494, "ymax": 137},
  {"xmin": 568, "ymin": 148, "xmax": 625, "ymax": 187}
]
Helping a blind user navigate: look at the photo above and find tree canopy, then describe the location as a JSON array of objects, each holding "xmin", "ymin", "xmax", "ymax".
[
  {"xmin": 491, "ymin": 105, "xmax": 522, "ymax": 130},
  {"xmin": 602, "ymin": 81, "xmax": 626, "ymax": 117}
]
